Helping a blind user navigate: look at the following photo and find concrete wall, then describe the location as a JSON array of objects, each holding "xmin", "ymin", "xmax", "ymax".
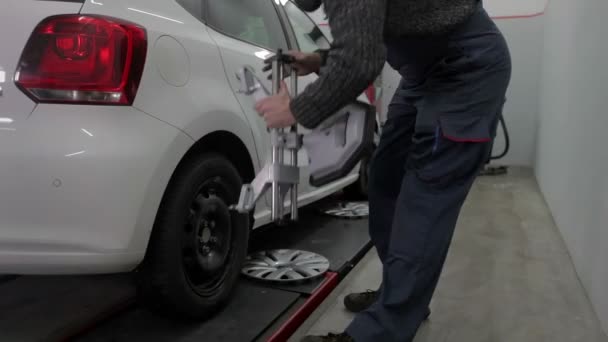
[{"xmin": 535, "ymin": 0, "xmax": 608, "ymax": 335}]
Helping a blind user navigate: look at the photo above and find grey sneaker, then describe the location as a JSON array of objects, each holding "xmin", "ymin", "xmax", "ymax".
[
  {"xmin": 343, "ymin": 290, "xmax": 378, "ymax": 313},
  {"xmin": 343, "ymin": 290, "xmax": 432, "ymax": 320}
]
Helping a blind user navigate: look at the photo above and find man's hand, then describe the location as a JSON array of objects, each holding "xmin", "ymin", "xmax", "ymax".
[
  {"xmin": 263, "ymin": 50, "xmax": 323, "ymax": 79},
  {"xmin": 289, "ymin": 50, "xmax": 323, "ymax": 76},
  {"xmin": 255, "ymin": 81, "xmax": 296, "ymax": 128}
]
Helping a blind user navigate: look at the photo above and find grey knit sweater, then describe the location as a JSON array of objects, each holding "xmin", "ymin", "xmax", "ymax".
[{"xmin": 290, "ymin": 0, "xmax": 478, "ymax": 129}]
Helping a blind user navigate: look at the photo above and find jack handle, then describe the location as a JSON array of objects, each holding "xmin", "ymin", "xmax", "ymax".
[
  {"xmin": 262, "ymin": 52, "xmax": 296, "ymax": 80},
  {"xmin": 231, "ymin": 49, "xmax": 301, "ymax": 224},
  {"xmin": 271, "ymin": 49, "xmax": 299, "ymax": 222},
  {"xmin": 289, "ymin": 64, "xmax": 298, "ymax": 221},
  {"xmin": 270, "ymin": 50, "xmax": 283, "ymax": 222}
]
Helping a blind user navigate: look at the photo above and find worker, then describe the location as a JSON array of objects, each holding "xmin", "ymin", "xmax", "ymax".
[{"xmin": 255, "ymin": 0, "xmax": 512, "ymax": 340}]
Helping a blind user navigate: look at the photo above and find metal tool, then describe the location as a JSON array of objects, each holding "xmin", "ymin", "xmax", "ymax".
[{"xmin": 232, "ymin": 50, "xmax": 375, "ymax": 223}]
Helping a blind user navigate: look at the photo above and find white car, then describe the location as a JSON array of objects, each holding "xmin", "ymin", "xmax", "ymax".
[{"xmin": 0, "ymin": 0, "xmax": 375, "ymax": 318}]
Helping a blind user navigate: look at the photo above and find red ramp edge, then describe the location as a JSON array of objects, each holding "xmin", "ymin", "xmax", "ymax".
[
  {"xmin": 267, "ymin": 272, "xmax": 339, "ymax": 342},
  {"xmin": 58, "ymin": 297, "xmax": 136, "ymax": 342}
]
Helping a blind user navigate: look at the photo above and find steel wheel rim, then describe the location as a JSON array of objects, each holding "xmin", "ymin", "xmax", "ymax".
[{"xmin": 182, "ymin": 177, "xmax": 233, "ymax": 296}]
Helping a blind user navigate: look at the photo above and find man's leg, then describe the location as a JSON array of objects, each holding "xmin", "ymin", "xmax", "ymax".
[
  {"xmin": 342, "ymin": 84, "xmax": 418, "ymax": 313},
  {"xmin": 368, "ymin": 87, "xmax": 417, "ymax": 264},
  {"xmin": 346, "ymin": 128, "xmax": 493, "ymax": 342}
]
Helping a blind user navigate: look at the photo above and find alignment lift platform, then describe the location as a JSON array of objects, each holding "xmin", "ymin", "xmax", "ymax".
[
  {"xmin": 0, "ymin": 53, "xmax": 376, "ymax": 342},
  {"xmin": 0, "ymin": 199, "xmax": 372, "ymax": 342}
]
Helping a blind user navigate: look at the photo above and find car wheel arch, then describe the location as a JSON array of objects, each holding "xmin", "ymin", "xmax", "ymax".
[
  {"xmin": 138, "ymin": 129, "xmax": 256, "ymax": 261},
  {"xmin": 180, "ymin": 130, "xmax": 256, "ymax": 184}
]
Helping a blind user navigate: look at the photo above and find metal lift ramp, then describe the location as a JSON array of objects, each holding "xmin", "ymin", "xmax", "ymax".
[{"xmin": 74, "ymin": 200, "xmax": 371, "ymax": 342}]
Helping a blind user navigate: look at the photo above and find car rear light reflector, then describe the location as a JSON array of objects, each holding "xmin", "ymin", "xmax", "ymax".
[{"xmin": 15, "ymin": 15, "xmax": 147, "ymax": 105}]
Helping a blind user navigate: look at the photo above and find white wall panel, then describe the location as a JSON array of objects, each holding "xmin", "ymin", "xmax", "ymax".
[{"xmin": 535, "ymin": 0, "xmax": 608, "ymax": 334}]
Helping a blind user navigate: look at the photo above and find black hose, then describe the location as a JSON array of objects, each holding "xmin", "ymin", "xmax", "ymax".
[{"xmin": 490, "ymin": 113, "xmax": 510, "ymax": 160}]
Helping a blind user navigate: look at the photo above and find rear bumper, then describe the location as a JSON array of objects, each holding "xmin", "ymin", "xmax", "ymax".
[
  {"xmin": 0, "ymin": 251, "xmax": 144, "ymax": 275},
  {"xmin": 0, "ymin": 104, "xmax": 192, "ymax": 274}
]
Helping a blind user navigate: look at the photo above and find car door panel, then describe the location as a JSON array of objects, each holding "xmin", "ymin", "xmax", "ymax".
[
  {"xmin": 279, "ymin": 2, "xmax": 365, "ymax": 193},
  {"xmin": 207, "ymin": 0, "xmax": 364, "ymax": 220},
  {"xmin": 204, "ymin": 0, "xmax": 292, "ymax": 209}
]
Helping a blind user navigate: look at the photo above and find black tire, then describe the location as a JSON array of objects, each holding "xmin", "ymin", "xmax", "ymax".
[{"xmin": 138, "ymin": 153, "xmax": 249, "ymax": 320}]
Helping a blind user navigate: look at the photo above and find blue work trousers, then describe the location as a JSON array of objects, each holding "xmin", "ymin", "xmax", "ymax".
[{"xmin": 347, "ymin": 3, "xmax": 512, "ymax": 342}]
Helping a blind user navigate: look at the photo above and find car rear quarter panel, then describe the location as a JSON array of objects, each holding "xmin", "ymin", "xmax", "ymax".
[
  {"xmin": 80, "ymin": 0, "xmax": 261, "ymax": 170},
  {"xmin": 0, "ymin": 103, "xmax": 193, "ymax": 274}
]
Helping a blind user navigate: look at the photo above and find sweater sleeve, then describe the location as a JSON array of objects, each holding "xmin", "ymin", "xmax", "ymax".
[
  {"xmin": 290, "ymin": 0, "xmax": 387, "ymax": 129},
  {"xmin": 314, "ymin": 48, "xmax": 329, "ymax": 66}
]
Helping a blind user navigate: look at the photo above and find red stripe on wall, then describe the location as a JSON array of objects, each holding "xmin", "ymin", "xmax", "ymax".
[
  {"xmin": 493, "ymin": 11, "xmax": 545, "ymax": 19},
  {"xmin": 494, "ymin": 0, "xmax": 550, "ymax": 20}
]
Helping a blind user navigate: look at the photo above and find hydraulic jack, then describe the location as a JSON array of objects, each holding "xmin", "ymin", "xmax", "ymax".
[{"xmin": 232, "ymin": 50, "xmax": 375, "ymax": 223}]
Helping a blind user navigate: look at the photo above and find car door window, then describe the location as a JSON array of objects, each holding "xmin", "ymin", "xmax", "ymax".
[
  {"xmin": 283, "ymin": 1, "xmax": 330, "ymax": 52},
  {"xmin": 176, "ymin": 0, "xmax": 205, "ymax": 21},
  {"xmin": 207, "ymin": 0, "xmax": 288, "ymax": 50}
]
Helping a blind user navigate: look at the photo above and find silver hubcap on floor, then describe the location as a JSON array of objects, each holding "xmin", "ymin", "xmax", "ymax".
[
  {"xmin": 320, "ymin": 201, "xmax": 369, "ymax": 219},
  {"xmin": 242, "ymin": 249, "xmax": 330, "ymax": 283}
]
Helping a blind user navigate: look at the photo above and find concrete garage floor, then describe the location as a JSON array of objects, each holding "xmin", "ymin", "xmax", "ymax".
[{"xmin": 290, "ymin": 168, "xmax": 608, "ymax": 342}]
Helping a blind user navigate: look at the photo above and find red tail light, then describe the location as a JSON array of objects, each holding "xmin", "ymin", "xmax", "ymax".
[{"xmin": 15, "ymin": 15, "xmax": 147, "ymax": 105}]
